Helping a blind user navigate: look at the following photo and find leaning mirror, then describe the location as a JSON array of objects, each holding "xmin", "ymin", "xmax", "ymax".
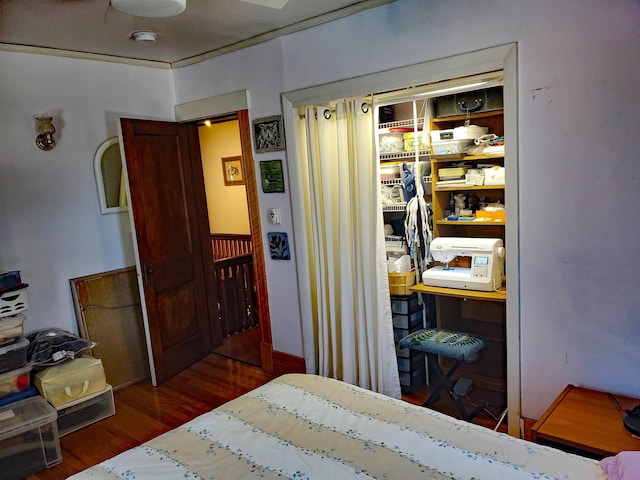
[{"xmin": 94, "ymin": 137, "xmax": 127, "ymax": 214}]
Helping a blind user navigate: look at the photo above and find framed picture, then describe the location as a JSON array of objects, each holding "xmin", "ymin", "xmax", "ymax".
[
  {"xmin": 260, "ymin": 159, "xmax": 285, "ymax": 193},
  {"xmin": 253, "ymin": 115, "xmax": 286, "ymax": 153},
  {"xmin": 267, "ymin": 232, "xmax": 290, "ymax": 260},
  {"xmin": 222, "ymin": 156, "xmax": 244, "ymax": 186}
]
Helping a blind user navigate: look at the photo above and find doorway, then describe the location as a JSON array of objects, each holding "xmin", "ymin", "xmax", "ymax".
[{"xmin": 198, "ymin": 115, "xmax": 262, "ymax": 367}]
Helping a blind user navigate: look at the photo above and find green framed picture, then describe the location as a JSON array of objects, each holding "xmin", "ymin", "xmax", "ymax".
[{"xmin": 260, "ymin": 159, "xmax": 285, "ymax": 193}]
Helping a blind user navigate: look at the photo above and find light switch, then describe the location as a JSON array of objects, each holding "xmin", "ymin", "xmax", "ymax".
[{"xmin": 268, "ymin": 207, "xmax": 281, "ymax": 224}]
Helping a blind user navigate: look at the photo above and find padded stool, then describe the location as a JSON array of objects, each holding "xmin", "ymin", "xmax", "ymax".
[{"xmin": 399, "ymin": 328, "xmax": 487, "ymax": 421}]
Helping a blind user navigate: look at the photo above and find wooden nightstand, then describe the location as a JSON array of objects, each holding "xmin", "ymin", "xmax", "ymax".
[{"xmin": 531, "ymin": 385, "xmax": 640, "ymax": 458}]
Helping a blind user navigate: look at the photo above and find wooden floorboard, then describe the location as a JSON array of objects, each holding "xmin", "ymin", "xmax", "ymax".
[
  {"xmin": 26, "ymin": 353, "xmax": 505, "ymax": 479},
  {"xmin": 26, "ymin": 354, "xmax": 276, "ymax": 480}
]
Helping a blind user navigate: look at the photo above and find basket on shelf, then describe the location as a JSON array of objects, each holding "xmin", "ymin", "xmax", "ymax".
[{"xmin": 388, "ymin": 271, "xmax": 416, "ymax": 296}]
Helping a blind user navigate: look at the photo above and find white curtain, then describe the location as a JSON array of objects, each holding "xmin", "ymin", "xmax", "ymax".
[{"xmin": 291, "ymin": 99, "xmax": 401, "ymax": 398}]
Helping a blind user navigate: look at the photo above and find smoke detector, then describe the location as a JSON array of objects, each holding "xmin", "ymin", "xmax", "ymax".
[{"xmin": 131, "ymin": 31, "xmax": 158, "ymax": 44}]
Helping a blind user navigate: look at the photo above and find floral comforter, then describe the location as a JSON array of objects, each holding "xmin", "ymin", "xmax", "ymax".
[{"xmin": 69, "ymin": 373, "xmax": 606, "ymax": 480}]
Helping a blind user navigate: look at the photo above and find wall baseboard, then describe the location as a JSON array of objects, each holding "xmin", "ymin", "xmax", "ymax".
[{"xmin": 272, "ymin": 350, "xmax": 305, "ymax": 375}]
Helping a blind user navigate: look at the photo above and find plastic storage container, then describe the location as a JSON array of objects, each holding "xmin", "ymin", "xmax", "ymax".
[
  {"xmin": 0, "ymin": 314, "xmax": 25, "ymax": 346},
  {"xmin": 0, "ymin": 363, "xmax": 33, "ymax": 400},
  {"xmin": 403, "ymin": 131, "xmax": 427, "ymax": 151},
  {"xmin": 56, "ymin": 384, "xmax": 115, "ymax": 436},
  {"xmin": 0, "ymin": 272, "xmax": 21, "ymax": 294},
  {"xmin": 0, "ymin": 285, "xmax": 29, "ymax": 318},
  {"xmin": 0, "ymin": 386, "xmax": 36, "ymax": 407},
  {"xmin": 0, "ymin": 395, "xmax": 61, "ymax": 480},
  {"xmin": 0, "ymin": 336, "xmax": 29, "ymax": 374}
]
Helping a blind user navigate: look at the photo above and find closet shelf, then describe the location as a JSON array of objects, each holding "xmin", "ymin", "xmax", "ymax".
[
  {"xmin": 378, "ymin": 117, "xmax": 426, "ymax": 131},
  {"xmin": 380, "ymin": 151, "xmax": 430, "ymax": 162}
]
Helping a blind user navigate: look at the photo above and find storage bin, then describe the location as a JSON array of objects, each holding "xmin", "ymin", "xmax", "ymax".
[
  {"xmin": 431, "ymin": 139, "xmax": 474, "ymax": 155},
  {"xmin": 397, "ymin": 350, "xmax": 425, "ymax": 372},
  {"xmin": 379, "ymin": 128, "xmax": 409, "ymax": 154},
  {"xmin": 390, "ymin": 293, "xmax": 419, "ymax": 315},
  {"xmin": 385, "ymin": 235, "xmax": 407, "ymax": 254},
  {"xmin": 403, "ymin": 131, "xmax": 427, "ymax": 151},
  {"xmin": 0, "ymin": 271, "xmax": 21, "ymax": 294},
  {"xmin": 399, "ymin": 365, "xmax": 426, "ymax": 389},
  {"xmin": 0, "ymin": 395, "xmax": 61, "ymax": 480},
  {"xmin": 56, "ymin": 384, "xmax": 115, "ymax": 437},
  {"xmin": 388, "ymin": 271, "xmax": 416, "ymax": 296},
  {"xmin": 34, "ymin": 357, "xmax": 107, "ymax": 408},
  {"xmin": 0, "ymin": 285, "xmax": 29, "ymax": 318},
  {"xmin": 0, "ymin": 364, "xmax": 32, "ymax": 400},
  {"xmin": 0, "ymin": 336, "xmax": 29, "ymax": 374},
  {"xmin": 484, "ymin": 166, "xmax": 505, "ymax": 185},
  {"xmin": 0, "ymin": 386, "xmax": 36, "ymax": 407},
  {"xmin": 392, "ymin": 308, "xmax": 423, "ymax": 329},
  {"xmin": 380, "ymin": 164, "xmax": 401, "ymax": 180},
  {"xmin": 476, "ymin": 207, "xmax": 506, "ymax": 222},
  {"xmin": 0, "ymin": 314, "xmax": 25, "ymax": 346},
  {"xmin": 393, "ymin": 316, "xmax": 423, "ymax": 342},
  {"xmin": 430, "ymin": 125, "xmax": 488, "ymax": 143}
]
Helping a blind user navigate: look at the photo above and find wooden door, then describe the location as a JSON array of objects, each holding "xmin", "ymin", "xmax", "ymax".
[{"xmin": 120, "ymin": 118, "xmax": 222, "ymax": 385}]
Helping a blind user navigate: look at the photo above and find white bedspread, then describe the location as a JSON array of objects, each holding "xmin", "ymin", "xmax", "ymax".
[{"xmin": 69, "ymin": 373, "xmax": 607, "ymax": 479}]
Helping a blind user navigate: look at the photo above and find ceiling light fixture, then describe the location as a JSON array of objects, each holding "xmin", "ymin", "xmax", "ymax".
[
  {"xmin": 111, "ymin": 0, "xmax": 186, "ymax": 18},
  {"xmin": 131, "ymin": 31, "xmax": 158, "ymax": 44}
]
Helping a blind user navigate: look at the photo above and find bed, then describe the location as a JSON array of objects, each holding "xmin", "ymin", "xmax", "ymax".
[{"xmin": 69, "ymin": 373, "xmax": 607, "ymax": 479}]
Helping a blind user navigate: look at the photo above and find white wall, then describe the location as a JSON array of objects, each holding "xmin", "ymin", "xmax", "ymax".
[
  {"xmin": 0, "ymin": 52, "xmax": 175, "ymax": 334},
  {"xmin": 174, "ymin": 0, "xmax": 640, "ymax": 418}
]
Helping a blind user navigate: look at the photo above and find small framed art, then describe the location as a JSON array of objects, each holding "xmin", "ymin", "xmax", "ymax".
[
  {"xmin": 260, "ymin": 159, "xmax": 285, "ymax": 193},
  {"xmin": 222, "ymin": 156, "xmax": 244, "ymax": 186},
  {"xmin": 253, "ymin": 115, "xmax": 286, "ymax": 153},
  {"xmin": 267, "ymin": 232, "xmax": 290, "ymax": 260}
]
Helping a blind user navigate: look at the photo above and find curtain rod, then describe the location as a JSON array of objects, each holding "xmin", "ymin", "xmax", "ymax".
[{"xmin": 298, "ymin": 101, "xmax": 371, "ymax": 119}]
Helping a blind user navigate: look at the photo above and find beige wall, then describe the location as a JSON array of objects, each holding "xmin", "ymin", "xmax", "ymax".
[{"xmin": 198, "ymin": 120, "xmax": 250, "ymax": 235}]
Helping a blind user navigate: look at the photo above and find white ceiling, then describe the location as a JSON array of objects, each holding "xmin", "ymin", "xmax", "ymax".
[{"xmin": 0, "ymin": 0, "xmax": 393, "ymax": 68}]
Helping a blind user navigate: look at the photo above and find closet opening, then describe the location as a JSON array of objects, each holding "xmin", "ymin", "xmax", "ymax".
[{"xmin": 282, "ymin": 43, "xmax": 520, "ymax": 436}]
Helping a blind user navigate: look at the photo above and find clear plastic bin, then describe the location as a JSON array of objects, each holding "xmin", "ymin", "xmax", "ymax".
[
  {"xmin": 0, "ymin": 395, "xmax": 61, "ymax": 479},
  {"xmin": 0, "ymin": 336, "xmax": 29, "ymax": 374},
  {"xmin": 56, "ymin": 384, "xmax": 115, "ymax": 436}
]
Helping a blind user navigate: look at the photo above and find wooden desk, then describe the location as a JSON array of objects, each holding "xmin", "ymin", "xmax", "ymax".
[
  {"xmin": 531, "ymin": 385, "xmax": 640, "ymax": 458},
  {"xmin": 410, "ymin": 282, "xmax": 507, "ymax": 395},
  {"xmin": 411, "ymin": 283, "xmax": 506, "ymax": 302}
]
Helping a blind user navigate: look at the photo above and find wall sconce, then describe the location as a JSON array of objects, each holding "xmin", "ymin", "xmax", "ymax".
[{"xmin": 35, "ymin": 116, "xmax": 56, "ymax": 151}]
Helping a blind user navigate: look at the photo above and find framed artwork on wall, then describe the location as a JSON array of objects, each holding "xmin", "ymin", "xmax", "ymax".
[
  {"xmin": 222, "ymin": 156, "xmax": 244, "ymax": 186},
  {"xmin": 267, "ymin": 232, "xmax": 290, "ymax": 260},
  {"xmin": 253, "ymin": 115, "xmax": 286, "ymax": 153},
  {"xmin": 260, "ymin": 159, "xmax": 285, "ymax": 193}
]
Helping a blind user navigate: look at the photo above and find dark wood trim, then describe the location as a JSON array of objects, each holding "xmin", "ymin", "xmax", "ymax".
[
  {"xmin": 272, "ymin": 349, "xmax": 306, "ymax": 375},
  {"xmin": 238, "ymin": 109, "xmax": 274, "ymax": 373},
  {"xmin": 522, "ymin": 417, "xmax": 537, "ymax": 442}
]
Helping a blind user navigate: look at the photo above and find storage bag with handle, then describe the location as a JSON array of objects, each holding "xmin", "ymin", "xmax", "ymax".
[{"xmin": 33, "ymin": 357, "xmax": 106, "ymax": 407}]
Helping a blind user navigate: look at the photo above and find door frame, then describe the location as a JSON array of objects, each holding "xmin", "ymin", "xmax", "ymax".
[
  {"xmin": 282, "ymin": 44, "xmax": 519, "ymax": 435},
  {"xmin": 175, "ymin": 92, "xmax": 274, "ymax": 372}
]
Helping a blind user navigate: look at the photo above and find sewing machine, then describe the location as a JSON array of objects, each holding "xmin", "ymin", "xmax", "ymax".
[{"xmin": 423, "ymin": 237, "xmax": 505, "ymax": 291}]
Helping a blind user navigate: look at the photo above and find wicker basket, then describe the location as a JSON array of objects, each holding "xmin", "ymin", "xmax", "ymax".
[{"xmin": 388, "ymin": 271, "xmax": 416, "ymax": 296}]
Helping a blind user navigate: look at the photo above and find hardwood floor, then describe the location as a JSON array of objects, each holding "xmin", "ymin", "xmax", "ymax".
[
  {"xmin": 212, "ymin": 326, "xmax": 262, "ymax": 367},
  {"xmin": 26, "ymin": 354, "xmax": 505, "ymax": 479},
  {"xmin": 27, "ymin": 354, "xmax": 276, "ymax": 480}
]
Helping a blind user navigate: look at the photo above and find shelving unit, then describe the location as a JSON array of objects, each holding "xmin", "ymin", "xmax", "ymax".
[
  {"xmin": 377, "ymin": 99, "xmax": 434, "ymax": 394},
  {"xmin": 425, "ymin": 108, "xmax": 507, "ymax": 406}
]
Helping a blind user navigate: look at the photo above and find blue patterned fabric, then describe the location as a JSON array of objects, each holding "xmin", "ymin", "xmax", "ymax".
[{"xmin": 399, "ymin": 328, "xmax": 487, "ymax": 363}]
